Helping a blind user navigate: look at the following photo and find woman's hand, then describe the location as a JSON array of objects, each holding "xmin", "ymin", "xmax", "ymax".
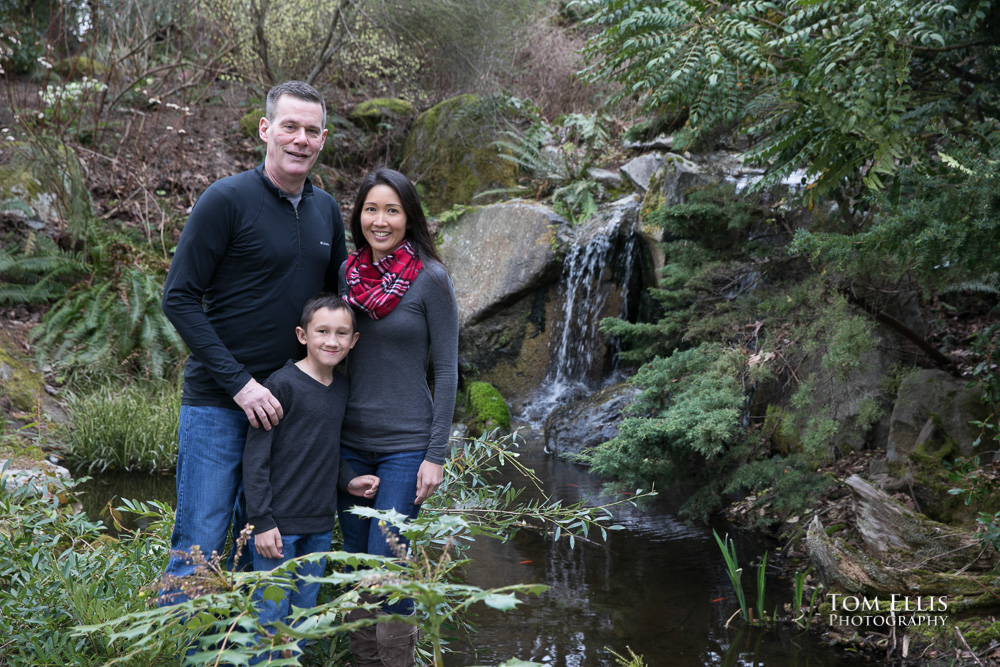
[{"xmin": 415, "ymin": 460, "xmax": 443, "ymax": 505}]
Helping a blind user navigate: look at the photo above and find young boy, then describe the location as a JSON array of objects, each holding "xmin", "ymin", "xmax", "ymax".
[{"xmin": 243, "ymin": 294, "xmax": 379, "ymax": 651}]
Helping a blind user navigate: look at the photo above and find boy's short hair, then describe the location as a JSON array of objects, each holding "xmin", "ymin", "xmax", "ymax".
[{"xmin": 300, "ymin": 293, "xmax": 356, "ymax": 332}]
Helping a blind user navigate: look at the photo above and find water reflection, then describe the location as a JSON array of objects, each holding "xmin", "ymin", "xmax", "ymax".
[{"xmin": 444, "ymin": 426, "xmax": 856, "ymax": 667}]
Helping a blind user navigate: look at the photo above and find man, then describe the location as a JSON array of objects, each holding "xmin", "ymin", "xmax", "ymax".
[{"xmin": 160, "ymin": 81, "xmax": 346, "ymax": 598}]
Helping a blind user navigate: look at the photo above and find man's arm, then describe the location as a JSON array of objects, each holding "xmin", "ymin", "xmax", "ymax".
[{"xmin": 162, "ymin": 184, "xmax": 282, "ymax": 428}]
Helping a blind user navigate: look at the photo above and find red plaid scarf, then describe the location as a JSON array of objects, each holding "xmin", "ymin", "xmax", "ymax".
[{"xmin": 343, "ymin": 242, "xmax": 423, "ymax": 320}]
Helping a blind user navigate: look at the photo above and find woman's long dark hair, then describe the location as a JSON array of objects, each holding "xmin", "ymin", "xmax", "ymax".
[{"xmin": 349, "ymin": 167, "xmax": 445, "ymax": 266}]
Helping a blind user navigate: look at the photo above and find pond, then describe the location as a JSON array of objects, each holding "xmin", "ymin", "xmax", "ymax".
[{"xmin": 76, "ymin": 424, "xmax": 859, "ymax": 667}]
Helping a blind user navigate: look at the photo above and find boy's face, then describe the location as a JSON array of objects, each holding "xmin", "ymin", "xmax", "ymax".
[{"xmin": 296, "ymin": 307, "xmax": 358, "ymax": 368}]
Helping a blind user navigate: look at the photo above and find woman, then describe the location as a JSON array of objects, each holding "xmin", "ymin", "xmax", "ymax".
[{"xmin": 338, "ymin": 167, "xmax": 459, "ymax": 667}]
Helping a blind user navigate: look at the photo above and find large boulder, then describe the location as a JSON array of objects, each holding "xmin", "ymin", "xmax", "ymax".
[
  {"xmin": 401, "ymin": 95, "xmax": 519, "ymax": 215},
  {"xmin": 438, "ymin": 200, "xmax": 570, "ymax": 327},
  {"xmin": 544, "ymin": 381, "xmax": 640, "ymax": 456},
  {"xmin": 887, "ymin": 369, "xmax": 992, "ymax": 463}
]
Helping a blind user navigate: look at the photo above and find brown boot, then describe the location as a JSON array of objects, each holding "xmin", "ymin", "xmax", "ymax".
[
  {"xmin": 375, "ymin": 614, "xmax": 418, "ymax": 667},
  {"xmin": 346, "ymin": 601, "xmax": 381, "ymax": 667}
]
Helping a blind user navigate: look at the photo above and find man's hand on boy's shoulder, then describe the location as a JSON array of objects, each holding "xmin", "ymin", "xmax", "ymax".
[
  {"xmin": 234, "ymin": 378, "xmax": 284, "ymax": 430},
  {"xmin": 347, "ymin": 475, "xmax": 380, "ymax": 499},
  {"xmin": 255, "ymin": 527, "xmax": 283, "ymax": 559}
]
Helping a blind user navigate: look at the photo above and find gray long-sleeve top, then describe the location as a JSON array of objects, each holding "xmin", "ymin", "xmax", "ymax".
[{"xmin": 339, "ymin": 260, "xmax": 459, "ymax": 464}]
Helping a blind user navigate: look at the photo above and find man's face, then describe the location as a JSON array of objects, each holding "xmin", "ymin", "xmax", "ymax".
[{"xmin": 259, "ymin": 94, "xmax": 327, "ymax": 192}]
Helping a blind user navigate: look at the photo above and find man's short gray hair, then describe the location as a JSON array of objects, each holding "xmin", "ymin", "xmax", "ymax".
[{"xmin": 265, "ymin": 81, "xmax": 327, "ymax": 127}]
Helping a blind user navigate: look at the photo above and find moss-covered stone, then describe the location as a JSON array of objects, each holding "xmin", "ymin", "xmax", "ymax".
[
  {"xmin": 349, "ymin": 97, "xmax": 416, "ymax": 131},
  {"xmin": 465, "ymin": 382, "xmax": 511, "ymax": 436},
  {"xmin": 0, "ymin": 332, "xmax": 45, "ymax": 414},
  {"xmin": 239, "ymin": 108, "xmax": 265, "ymax": 139},
  {"xmin": 401, "ymin": 95, "xmax": 518, "ymax": 215},
  {"xmin": 52, "ymin": 56, "xmax": 108, "ymax": 79}
]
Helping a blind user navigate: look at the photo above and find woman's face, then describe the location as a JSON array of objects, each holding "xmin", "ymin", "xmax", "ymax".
[{"xmin": 360, "ymin": 184, "xmax": 408, "ymax": 263}]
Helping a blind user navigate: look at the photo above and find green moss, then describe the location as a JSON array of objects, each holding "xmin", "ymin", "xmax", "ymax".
[
  {"xmin": 466, "ymin": 381, "xmax": 511, "ymax": 435},
  {"xmin": 401, "ymin": 95, "xmax": 518, "ymax": 215},
  {"xmin": 957, "ymin": 619, "xmax": 1000, "ymax": 649},
  {"xmin": 349, "ymin": 98, "xmax": 416, "ymax": 130},
  {"xmin": 53, "ymin": 56, "xmax": 108, "ymax": 79},
  {"xmin": 239, "ymin": 108, "xmax": 265, "ymax": 139},
  {"xmin": 0, "ymin": 333, "xmax": 45, "ymax": 413}
]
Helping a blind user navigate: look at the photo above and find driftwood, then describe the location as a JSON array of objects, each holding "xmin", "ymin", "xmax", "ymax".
[{"xmin": 805, "ymin": 475, "xmax": 1000, "ymax": 612}]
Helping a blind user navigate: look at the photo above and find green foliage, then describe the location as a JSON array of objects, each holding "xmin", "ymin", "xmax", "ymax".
[
  {"xmin": 791, "ymin": 140, "xmax": 1000, "ymax": 291},
  {"xmin": 1, "ymin": 232, "xmax": 185, "ymax": 382},
  {"xmin": 976, "ymin": 511, "xmax": 1000, "ymax": 555},
  {"xmin": 465, "ymin": 381, "xmax": 511, "ymax": 435},
  {"xmin": 579, "ymin": 0, "xmax": 1000, "ymax": 199},
  {"xmin": 494, "ymin": 109, "xmax": 614, "ymax": 224},
  {"xmin": 0, "ymin": 434, "xmax": 651, "ymax": 666},
  {"xmin": 0, "ymin": 480, "xmax": 175, "ymax": 667},
  {"xmin": 65, "ymin": 381, "xmax": 181, "ymax": 473},
  {"xmin": 579, "ymin": 343, "xmax": 746, "ymax": 520}
]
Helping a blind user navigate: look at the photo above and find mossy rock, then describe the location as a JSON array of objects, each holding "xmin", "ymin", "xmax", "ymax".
[
  {"xmin": 0, "ymin": 333, "xmax": 45, "ymax": 413},
  {"xmin": 465, "ymin": 381, "xmax": 511, "ymax": 436},
  {"xmin": 52, "ymin": 56, "xmax": 108, "ymax": 79},
  {"xmin": 349, "ymin": 98, "xmax": 416, "ymax": 131},
  {"xmin": 239, "ymin": 108, "xmax": 265, "ymax": 139},
  {"xmin": 401, "ymin": 95, "xmax": 518, "ymax": 215}
]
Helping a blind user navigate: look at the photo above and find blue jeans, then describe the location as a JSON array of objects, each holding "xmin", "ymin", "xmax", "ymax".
[
  {"xmin": 162, "ymin": 405, "xmax": 252, "ymax": 604},
  {"xmin": 337, "ymin": 446, "xmax": 425, "ymax": 614},
  {"xmin": 250, "ymin": 530, "xmax": 331, "ymax": 662}
]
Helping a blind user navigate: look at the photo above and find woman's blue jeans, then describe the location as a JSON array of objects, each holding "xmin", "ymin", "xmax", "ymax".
[
  {"xmin": 161, "ymin": 405, "xmax": 252, "ymax": 604},
  {"xmin": 337, "ymin": 445, "xmax": 425, "ymax": 615}
]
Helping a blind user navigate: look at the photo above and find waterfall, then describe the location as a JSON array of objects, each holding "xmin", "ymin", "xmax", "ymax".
[{"xmin": 520, "ymin": 197, "xmax": 641, "ymax": 424}]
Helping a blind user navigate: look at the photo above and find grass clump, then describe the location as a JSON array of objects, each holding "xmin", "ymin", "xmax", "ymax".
[{"xmin": 65, "ymin": 383, "xmax": 180, "ymax": 473}]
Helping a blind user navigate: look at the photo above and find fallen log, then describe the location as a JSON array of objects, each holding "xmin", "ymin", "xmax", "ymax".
[{"xmin": 805, "ymin": 476, "xmax": 1000, "ymax": 613}]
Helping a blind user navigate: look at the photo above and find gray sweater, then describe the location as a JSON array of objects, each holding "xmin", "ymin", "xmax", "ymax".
[{"xmin": 340, "ymin": 260, "xmax": 459, "ymax": 464}]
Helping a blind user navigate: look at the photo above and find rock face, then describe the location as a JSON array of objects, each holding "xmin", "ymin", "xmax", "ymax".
[
  {"xmin": 887, "ymin": 369, "xmax": 991, "ymax": 463},
  {"xmin": 438, "ymin": 200, "xmax": 570, "ymax": 328},
  {"xmin": 544, "ymin": 381, "xmax": 640, "ymax": 456},
  {"xmin": 401, "ymin": 95, "xmax": 519, "ymax": 215}
]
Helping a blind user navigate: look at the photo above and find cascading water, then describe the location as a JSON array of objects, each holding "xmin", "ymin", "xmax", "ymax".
[{"xmin": 520, "ymin": 197, "xmax": 641, "ymax": 424}]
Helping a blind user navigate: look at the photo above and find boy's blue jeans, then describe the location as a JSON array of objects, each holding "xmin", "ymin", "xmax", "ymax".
[
  {"xmin": 251, "ymin": 530, "xmax": 332, "ymax": 629},
  {"xmin": 337, "ymin": 445, "xmax": 425, "ymax": 615},
  {"xmin": 162, "ymin": 405, "xmax": 252, "ymax": 603}
]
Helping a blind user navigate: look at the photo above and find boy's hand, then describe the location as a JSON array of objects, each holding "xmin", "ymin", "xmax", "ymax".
[
  {"xmin": 255, "ymin": 527, "xmax": 283, "ymax": 559},
  {"xmin": 347, "ymin": 474, "xmax": 380, "ymax": 499}
]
